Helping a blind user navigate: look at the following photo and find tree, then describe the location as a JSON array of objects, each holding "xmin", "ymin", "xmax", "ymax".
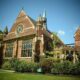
[{"xmin": 3, "ymin": 26, "xmax": 8, "ymax": 34}]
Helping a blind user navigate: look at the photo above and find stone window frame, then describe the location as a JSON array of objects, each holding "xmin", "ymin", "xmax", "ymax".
[
  {"xmin": 5, "ymin": 42, "xmax": 14, "ymax": 57},
  {"xmin": 21, "ymin": 39, "xmax": 32, "ymax": 57}
]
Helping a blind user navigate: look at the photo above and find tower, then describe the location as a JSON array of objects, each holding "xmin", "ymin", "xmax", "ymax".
[{"xmin": 36, "ymin": 14, "xmax": 43, "ymax": 37}]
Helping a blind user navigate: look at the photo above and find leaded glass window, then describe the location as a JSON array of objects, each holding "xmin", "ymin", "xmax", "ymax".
[
  {"xmin": 21, "ymin": 40, "xmax": 32, "ymax": 57},
  {"xmin": 5, "ymin": 42, "xmax": 14, "ymax": 57}
]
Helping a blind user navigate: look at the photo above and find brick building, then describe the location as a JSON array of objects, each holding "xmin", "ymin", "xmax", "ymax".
[
  {"xmin": 74, "ymin": 27, "xmax": 80, "ymax": 52},
  {"xmin": 3, "ymin": 9, "xmax": 53, "ymax": 62},
  {"xmin": 0, "ymin": 9, "xmax": 79, "ymax": 63}
]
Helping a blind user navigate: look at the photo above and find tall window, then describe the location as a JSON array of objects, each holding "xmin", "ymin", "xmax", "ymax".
[
  {"xmin": 21, "ymin": 40, "xmax": 32, "ymax": 57},
  {"xmin": 5, "ymin": 42, "xmax": 14, "ymax": 57}
]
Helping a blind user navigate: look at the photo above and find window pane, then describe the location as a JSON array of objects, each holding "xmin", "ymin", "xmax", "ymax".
[
  {"xmin": 21, "ymin": 40, "xmax": 32, "ymax": 57},
  {"xmin": 5, "ymin": 42, "xmax": 13, "ymax": 57}
]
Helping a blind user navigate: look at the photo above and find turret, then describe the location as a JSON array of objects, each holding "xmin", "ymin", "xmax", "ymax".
[{"xmin": 36, "ymin": 14, "xmax": 43, "ymax": 37}]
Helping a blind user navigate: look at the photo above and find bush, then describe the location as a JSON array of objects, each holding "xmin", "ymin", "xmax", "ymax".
[
  {"xmin": 2, "ymin": 58, "xmax": 80, "ymax": 75},
  {"xmin": 2, "ymin": 58, "xmax": 38, "ymax": 73},
  {"xmin": 28, "ymin": 62, "xmax": 39, "ymax": 72},
  {"xmin": 12, "ymin": 59, "xmax": 38, "ymax": 73},
  {"xmin": 14, "ymin": 60, "xmax": 27, "ymax": 72},
  {"xmin": 70, "ymin": 61, "xmax": 80, "ymax": 75},
  {"xmin": 39, "ymin": 58, "xmax": 53, "ymax": 73},
  {"xmin": 61, "ymin": 61, "xmax": 72, "ymax": 74},
  {"xmin": 51, "ymin": 61, "xmax": 72, "ymax": 74},
  {"xmin": 2, "ymin": 61, "xmax": 12, "ymax": 70},
  {"xmin": 10, "ymin": 58, "xmax": 20, "ymax": 69},
  {"xmin": 51, "ymin": 62, "xmax": 63, "ymax": 74},
  {"xmin": 76, "ymin": 62, "xmax": 80, "ymax": 75}
]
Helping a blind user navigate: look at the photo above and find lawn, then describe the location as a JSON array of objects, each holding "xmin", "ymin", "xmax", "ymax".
[{"xmin": 0, "ymin": 69, "xmax": 80, "ymax": 80}]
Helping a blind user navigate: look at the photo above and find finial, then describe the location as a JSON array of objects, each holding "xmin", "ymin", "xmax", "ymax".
[{"xmin": 43, "ymin": 10, "xmax": 46, "ymax": 18}]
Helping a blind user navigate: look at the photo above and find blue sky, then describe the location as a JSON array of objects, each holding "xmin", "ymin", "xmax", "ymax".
[{"xmin": 0, "ymin": 0, "xmax": 80, "ymax": 44}]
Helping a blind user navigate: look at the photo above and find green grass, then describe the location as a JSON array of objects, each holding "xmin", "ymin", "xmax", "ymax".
[{"xmin": 0, "ymin": 69, "xmax": 80, "ymax": 80}]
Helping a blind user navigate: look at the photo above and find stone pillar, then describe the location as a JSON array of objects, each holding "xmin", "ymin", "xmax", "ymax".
[
  {"xmin": 3, "ymin": 43, "xmax": 6, "ymax": 58},
  {"xmin": 13, "ymin": 41, "xmax": 17, "ymax": 58},
  {"xmin": 13, "ymin": 40, "xmax": 18, "ymax": 58},
  {"xmin": 32, "ymin": 37, "xmax": 36, "ymax": 62},
  {"xmin": 17, "ymin": 40, "xmax": 22, "ymax": 58},
  {"xmin": 40, "ymin": 35, "xmax": 44, "ymax": 56}
]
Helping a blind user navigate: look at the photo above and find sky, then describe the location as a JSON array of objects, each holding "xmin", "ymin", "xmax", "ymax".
[{"xmin": 0, "ymin": 0, "xmax": 80, "ymax": 44}]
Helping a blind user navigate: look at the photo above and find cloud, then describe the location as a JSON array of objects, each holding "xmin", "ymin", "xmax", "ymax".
[{"xmin": 58, "ymin": 30, "xmax": 65, "ymax": 36}]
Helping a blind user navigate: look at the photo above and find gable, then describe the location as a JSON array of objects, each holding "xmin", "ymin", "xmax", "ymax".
[
  {"xmin": 10, "ymin": 10, "xmax": 36, "ymax": 33},
  {"xmin": 3, "ymin": 10, "xmax": 36, "ymax": 41}
]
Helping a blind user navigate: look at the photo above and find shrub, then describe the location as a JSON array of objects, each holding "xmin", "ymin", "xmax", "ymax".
[
  {"xmin": 51, "ymin": 61, "xmax": 72, "ymax": 74},
  {"xmin": 28, "ymin": 62, "xmax": 39, "ymax": 72},
  {"xmin": 14, "ymin": 60, "xmax": 27, "ymax": 72},
  {"xmin": 12, "ymin": 59, "xmax": 39, "ymax": 73},
  {"xmin": 51, "ymin": 62, "xmax": 63, "ymax": 74},
  {"xmin": 61, "ymin": 61, "xmax": 72, "ymax": 74},
  {"xmin": 10, "ymin": 58, "xmax": 20, "ymax": 69},
  {"xmin": 76, "ymin": 61, "xmax": 80, "ymax": 75},
  {"xmin": 70, "ymin": 61, "xmax": 80, "ymax": 75},
  {"xmin": 39, "ymin": 58, "xmax": 53, "ymax": 73},
  {"xmin": 2, "ymin": 58, "xmax": 80, "ymax": 75},
  {"xmin": 2, "ymin": 61, "xmax": 12, "ymax": 70}
]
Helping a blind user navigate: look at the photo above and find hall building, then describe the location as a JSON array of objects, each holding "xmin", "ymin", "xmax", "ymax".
[
  {"xmin": 2, "ymin": 9, "xmax": 53, "ymax": 62},
  {"xmin": 0, "ymin": 9, "xmax": 80, "ymax": 63}
]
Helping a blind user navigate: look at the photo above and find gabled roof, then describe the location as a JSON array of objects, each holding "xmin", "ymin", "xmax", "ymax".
[
  {"xmin": 10, "ymin": 9, "xmax": 36, "ymax": 32},
  {"xmin": 17, "ymin": 9, "xmax": 36, "ymax": 26},
  {"xmin": 3, "ymin": 10, "xmax": 37, "ymax": 41},
  {"xmin": 17, "ymin": 9, "xmax": 26, "ymax": 18}
]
